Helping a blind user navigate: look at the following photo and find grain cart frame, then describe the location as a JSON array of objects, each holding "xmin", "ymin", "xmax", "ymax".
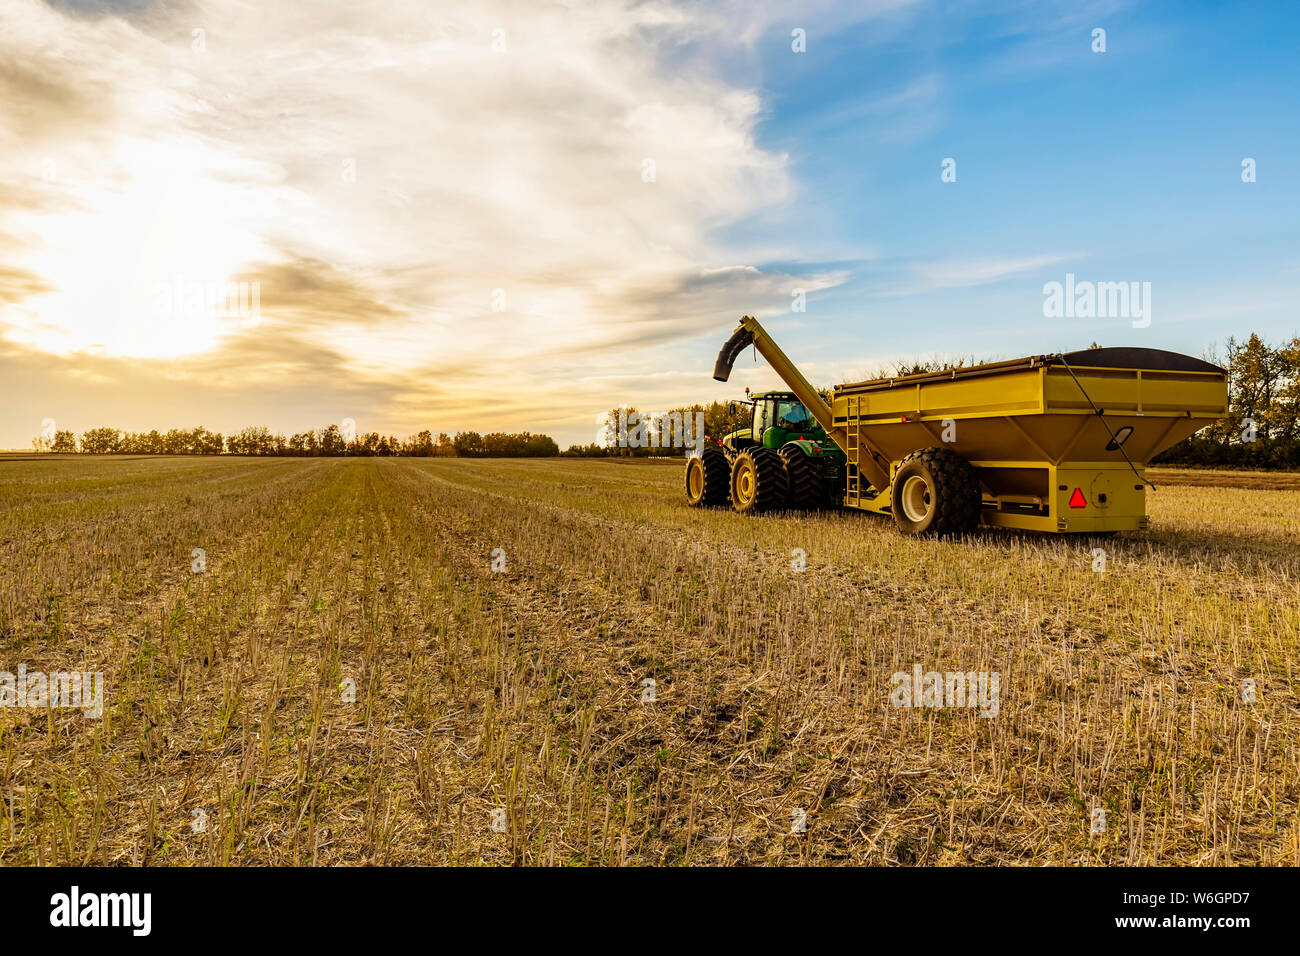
[{"xmin": 696, "ymin": 315, "xmax": 1229, "ymax": 536}]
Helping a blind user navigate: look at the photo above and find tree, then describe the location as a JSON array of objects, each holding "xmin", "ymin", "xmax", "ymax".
[
  {"xmin": 51, "ymin": 430, "xmax": 77, "ymax": 453},
  {"xmin": 1156, "ymin": 332, "xmax": 1300, "ymax": 469},
  {"xmin": 523, "ymin": 433, "xmax": 559, "ymax": 456},
  {"xmin": 408, "ymin": 430, "xmax": 434, "ymax": 456},
  {"xmin": 228, "ymin": 425, "xmax": 276, "ymax": 455},
  {"xmin": 452, "ymin": 431, "xmax": 483, "ymax": 457},
  {"xmin": 162, "ymin": 429, "xmax": 186, "ymax": 454},
  {"xmin": 1229, "ymin": 335, "xmax": 1279, "ymax": 442},
  {"xmin": 1273, "ymin": 336, "xmax": 1300, "ymax": 445},
  {"xmin": 80, "ymin": 427, "xmax": 120, "ymax": 454},
  {"xmin": 319, "ymin": 424, "xmax": 344, "ymax": 456}
]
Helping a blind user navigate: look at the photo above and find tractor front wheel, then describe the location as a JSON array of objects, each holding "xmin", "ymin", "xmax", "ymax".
[
  {"xmin": 731, "ymin": 447, "xmax": 788, "ymax": 514},
  {"xmin": 890, "ymin": 447, "xmax": 981, "ymax": 536},
  {"xmin": 685, "ymin": 447, "xmax": 730, "ymax": 507}
]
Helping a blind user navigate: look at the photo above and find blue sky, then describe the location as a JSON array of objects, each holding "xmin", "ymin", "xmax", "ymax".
[
  {"xmin": 1, "ymin": 0, "xmax": 1295, "ymax": 449},
  {"xmin": 694, "ymin": 0, "xmax": 1299, "ymax": 387}
]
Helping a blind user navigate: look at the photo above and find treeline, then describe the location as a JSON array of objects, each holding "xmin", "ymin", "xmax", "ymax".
[
  {"xmin": 562, "ymin": 402, "xmax": 751, "ymax": 457},
  {"xmin": 38, "ymin": 425, "xmax": 559, "ymax": 458},
  {"xmin": 36, "ymin": 333, "xmax": 1299, "ymax": 467},
  {"xmin": 1154, "ymin": 334, "xmax": 1300, "ymax": 469}
]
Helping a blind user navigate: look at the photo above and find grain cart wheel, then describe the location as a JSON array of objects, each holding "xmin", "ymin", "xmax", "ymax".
[
  {"xmin": 685, "ymin": 447, "xmax": 730, "ymax": 507},
  {"xmin": 890, "ymin": 447, "xmax": 981, "ymax": 536},
  {"xmin": 731, "ymin": 447, "xmax": 788, "ymax": 514},
  {"xmin": 779, "ymin": 445, "xmax": 823, "ymax": 510}
]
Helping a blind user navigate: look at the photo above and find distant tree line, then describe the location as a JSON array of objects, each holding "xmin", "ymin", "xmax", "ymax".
[
  {"xmin": 38, "ymin": 425, "xmax": 559, "ymax": 458},
  {"xmin": 563, "ymin": 402, "xmax": 753, "ymax": 457},
  {"xmin": 34, "ymin": 333, "xmax": 1299, "ymax": 467},
  {"xmin": 1154, "ymin": 334, "xmax": 1300, "ymax": 469}
]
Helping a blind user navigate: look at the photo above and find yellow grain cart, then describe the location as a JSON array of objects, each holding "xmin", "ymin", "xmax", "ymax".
[{"xmin": 708, "ymin": 315, "xmax": 1228, "ymax": 535}]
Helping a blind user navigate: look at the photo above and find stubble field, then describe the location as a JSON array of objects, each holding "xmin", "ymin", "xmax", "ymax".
[{"xmin": 0, "ymin": 455, "xmax": 1296, "ymax": 865}]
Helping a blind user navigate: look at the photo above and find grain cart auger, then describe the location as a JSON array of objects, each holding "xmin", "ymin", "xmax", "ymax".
[{"xmin": 686, "ymin": 314, "xmax": 1229, "ymax": 536}]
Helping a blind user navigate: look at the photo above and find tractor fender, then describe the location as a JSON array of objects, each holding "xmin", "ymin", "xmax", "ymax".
[{"xmin": 780, "ymin": 439, "xmax": 823, "ymax": 458}]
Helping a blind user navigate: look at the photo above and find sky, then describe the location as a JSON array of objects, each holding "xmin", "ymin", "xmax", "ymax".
[{"xmin": 1, "ymin": 0, "xmax": 1297, "ymax": 450}]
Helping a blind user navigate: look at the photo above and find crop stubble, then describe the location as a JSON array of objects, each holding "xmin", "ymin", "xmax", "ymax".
[{"xmin": 0, "ymin": 456, "xmax": 1296, "ymax": 865}]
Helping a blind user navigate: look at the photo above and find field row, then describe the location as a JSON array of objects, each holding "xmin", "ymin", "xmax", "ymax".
[{"xmin": 0, "ymin": 456, "xmax": 1296, "ymax": 864}]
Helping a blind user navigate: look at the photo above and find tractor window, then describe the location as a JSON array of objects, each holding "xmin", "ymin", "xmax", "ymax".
[
  {"xmin": 775, "ymin": 399, "xmax": 813, "ymax": 432},
  {"xmin": 753, "ymin": 401, "xmax": 771, "ymax": 440}
]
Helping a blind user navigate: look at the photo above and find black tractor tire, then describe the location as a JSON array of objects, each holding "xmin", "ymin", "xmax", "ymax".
[
  {"xmin": 685, "ymin": 447, "xmax": 730, "ymax": 507},
  {"xmin": 779, "ymin": 445, "xmax": 824, "ymax": 510},
  {"xmin": 890, "ymin": 447, "xmax": 981, "ymax": 536},
  {"xmin": 730, "ymin": 447, "xmax": 788, "ymax": 514}
]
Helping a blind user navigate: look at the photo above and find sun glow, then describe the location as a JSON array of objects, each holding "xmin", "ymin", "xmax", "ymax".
[{"xmin": 6, "ymin": 137, "xmax": 272, "ymax": 359}]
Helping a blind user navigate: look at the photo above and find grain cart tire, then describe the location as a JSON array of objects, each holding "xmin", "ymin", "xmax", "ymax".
[
  {"xmin": 685, "ymin": 447, "xmax": 730, "ymax": 507},
  {"xmin": 731, "ymin": 447, "xmax": 788, "ymax": 514},
  {"xmin": 890, "ymin": 447, "xmax": 981, "ymax": 536},
  {"xmin": 779, "ymin": 445, "xmax": 823, "ymax": 510}
]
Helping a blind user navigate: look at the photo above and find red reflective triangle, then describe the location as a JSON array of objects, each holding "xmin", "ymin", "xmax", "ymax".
[{"xmin": 1068, "ymin": 487, "xmax": 1087, "ymax": 508}]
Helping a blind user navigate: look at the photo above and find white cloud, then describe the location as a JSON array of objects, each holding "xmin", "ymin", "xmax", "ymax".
[
  {"xmin": 1, "ymin": 0, "xmax": 801, "ymax": 351},
  {"xmin": 1, "ymin": 0, "xmax": 935, "ymax": 445},
  {"xmin": 874, "ymin": 253, "xmax": 1085, "ymax": 297}
]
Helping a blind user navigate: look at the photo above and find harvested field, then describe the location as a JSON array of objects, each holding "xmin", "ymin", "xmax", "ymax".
[
  {"xmin": 1, "ymin": 456, "xmax": 1297, "ymax": 865},
  {"xmin": 1148, "ymin": 467, "xmax": 1300, "ymax": 491}
]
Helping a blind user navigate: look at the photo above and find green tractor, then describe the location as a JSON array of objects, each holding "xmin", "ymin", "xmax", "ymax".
[{"xmin": 685, "ymin": 390, "xmax": 846, "ymax": 513}]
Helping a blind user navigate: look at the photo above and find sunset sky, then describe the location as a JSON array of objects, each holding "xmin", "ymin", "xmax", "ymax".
[{"xmin": 2, "ymin": 0, "xmax": 1297, "ymax": 450}]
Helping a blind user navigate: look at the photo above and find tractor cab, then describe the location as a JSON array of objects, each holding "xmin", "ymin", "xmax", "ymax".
[
  {"xmin": 722, "ymin": 391, "xmax": 827, "ymax": 450},
  {"xmin": 755, "ymin": 392, "xmax": 822, "ymax": 448}
]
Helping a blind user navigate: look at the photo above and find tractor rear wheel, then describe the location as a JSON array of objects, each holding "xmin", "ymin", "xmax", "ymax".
[
  {"xmin": 685, "ymin": 447, "xmax": 730, "ymax": 507},
  {"xmin": 779, "ymin": 445, "xmax": 823, "ymax": 510},
  {"xmin": 731, "ymin": 447, "xmax": 788, "ymax": 514},
  {"xmin": 890, "ymin": 447, "xmax": 981, "ymax": 536}
]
